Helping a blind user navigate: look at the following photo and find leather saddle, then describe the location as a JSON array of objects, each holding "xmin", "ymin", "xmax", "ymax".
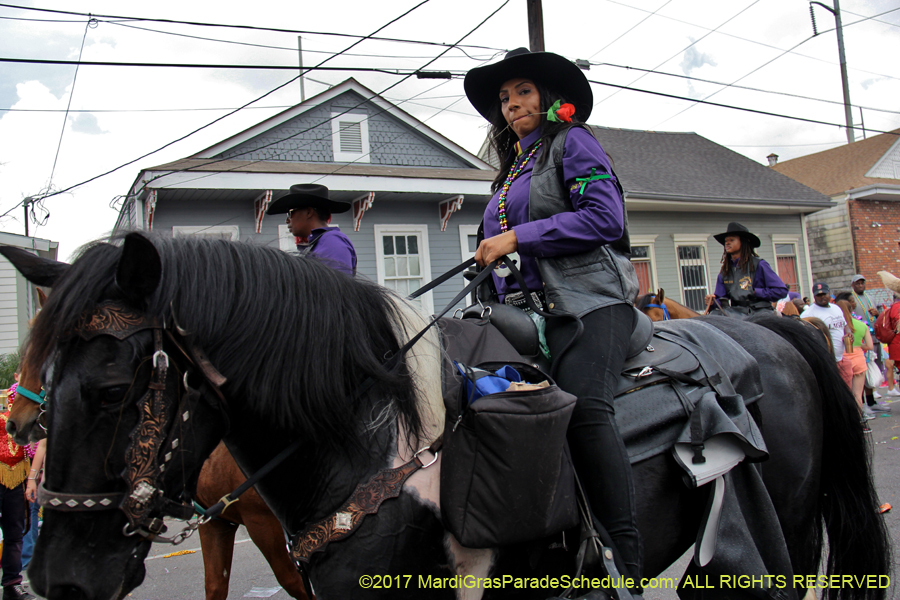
[{"xmin": 461, "ymin": 302, "xmax": 698, "ymax": 398}]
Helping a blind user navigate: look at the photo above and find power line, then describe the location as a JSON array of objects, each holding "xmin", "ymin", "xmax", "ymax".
[
  {"xmin": 105, "ymin": 20, "xmax": 501, "ymax": 61},
  {"xmin": 1, "ymin": 0, "xmax": 439, "ymax": 216},
  {"xmin": 0, "ymin": 3, "xmax": 504, "ymax": 53},
  {"xmin": 592, "ymin": 62, "xmax": 900, "ymax": 115},
  {"xmin": 587, "ymin": 77, "xmax": 899, "ymax": 136},
  {"xmin": 0, "ymin": 56, "xmax": 465, "ymax": 75},
  {"xmin": 587, "ymin": 0, "xmax": 674, "ymax": 60},
  {"xmin": 598, "ymin": 0, "xmax": 900, "ymax": 83},
  {"xmin": 138, "ymin": 4, "xmax": 511, "ymax": 238},
  {"xmin": 653, "ymin": 33, "xmax": 815, "ymax": 127},
  {"xmin": 594, "ymin": 0, "xmax": 762, "ymax": 108},
  {"xmin": 141, "ymin": 0, "xmax": 511, "ymax": 194},
  {"xmin": 45, "ymin": 20, "xmax": 93, "ymax": 194}
]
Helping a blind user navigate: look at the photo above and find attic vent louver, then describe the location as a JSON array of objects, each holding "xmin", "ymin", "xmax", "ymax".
[
  {"xmin": 339, "ymin": 122, "xmax": 363, "ymax": 153},
  {"xmin": 331, "ymin": 112, "xmax": 370, "ymax": 163}
]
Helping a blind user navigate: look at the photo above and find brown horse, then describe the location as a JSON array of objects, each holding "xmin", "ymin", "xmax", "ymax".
[
  {"xmin": 634, "ymin": 288, "xmax": 699, "ymax": 321},
  {"xmin": 8, "ymin": 294, "xmax": 310, "ymax": 600}
]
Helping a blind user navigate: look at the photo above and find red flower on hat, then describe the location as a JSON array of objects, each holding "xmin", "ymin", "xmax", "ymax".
[{"xmin": 555, "ymin": 103, "xmax": 575, "ymax": 123}]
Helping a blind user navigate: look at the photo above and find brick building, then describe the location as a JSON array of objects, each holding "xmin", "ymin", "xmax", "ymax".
[{"xmin": 771, "ymin": 128, "xmax": 900, "ymax": 301}]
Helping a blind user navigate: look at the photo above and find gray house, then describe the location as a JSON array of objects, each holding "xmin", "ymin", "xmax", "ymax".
[
  {"xmin": 115, "ymin": 79, "xmax": 833, "ymax": 314},
  {"xmin": 0, "ymin": 232, "xmax": 59, "ymax": 355},
  {"xmin": 590, "ymin": 127, "xmax": 833, "ymax": 309},
  {"xmin": 116, "ymin": 78, "xmax": 496, "ymax": 314}
]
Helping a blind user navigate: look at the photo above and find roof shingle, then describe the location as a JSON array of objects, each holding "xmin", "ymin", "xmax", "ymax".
[{"xmin": 590, "ymin": 126, "xmax": 831, "ymax": 204}]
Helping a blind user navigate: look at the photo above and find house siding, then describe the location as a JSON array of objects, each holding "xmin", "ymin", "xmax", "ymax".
[
  {"xmin": 628, "ymin": 211, "xmax": 811, "ymax": 303},
  {"xmin": 215, "ymin": 91, "xmax": 472, "ymax": 169},
  {"xmin": 151, "ymin": 195, "xmax": 490, "ymax": 312},
  {"xmin": 804, "ymin": 203, "xmax": 856, "ymax": 290}
]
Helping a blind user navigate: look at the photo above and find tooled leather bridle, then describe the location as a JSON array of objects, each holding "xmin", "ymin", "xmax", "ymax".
[{"xmin": 37, "ymin": 302, "xmax": 219, "ymax": 544}]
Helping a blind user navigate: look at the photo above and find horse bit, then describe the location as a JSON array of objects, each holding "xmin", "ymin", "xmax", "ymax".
[{"xmin": 35, "ymin": 301, "xmax": 223, "ymax": 545}]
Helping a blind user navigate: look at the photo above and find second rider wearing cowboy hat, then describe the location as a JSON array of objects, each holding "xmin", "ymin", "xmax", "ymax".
[
  {"xmin": 467, "ymin": 48, "xmax": 643, "ymax": 589},
  {"xmin": 704, "ymin": 222, "xmax": 787, "ymax": 313},
  {"xmin": 267, "ymin": 184, "xmax": 357, "ymax": 276}
]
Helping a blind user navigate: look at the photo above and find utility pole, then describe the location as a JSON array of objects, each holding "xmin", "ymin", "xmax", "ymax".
[
  {"xmin": 23, "ymin": 197, "xmax": 30, "ymax": 237},
  {"xmin": 298, "ymin": 36, "xmax": 306, "ymax": 102},
  {"xmin": 810, "ymin": 0, "xmax": 854, "ymax": 143},
  {"xmin": 527, "ymin": 0, "xmax": 544, "ymax": 52}
]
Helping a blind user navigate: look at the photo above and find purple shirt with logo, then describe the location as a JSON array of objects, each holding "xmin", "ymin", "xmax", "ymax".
[
  {"xmin": 713, "ymin": 258, "xmax": 788, "ymax": 302},
  {"xmin": 483, "ymin": 127, "xmax": 625, "ymax": 298},
  {"xmin": 298, "ymin": 226, "xmax": 357, "ymax": 276}
]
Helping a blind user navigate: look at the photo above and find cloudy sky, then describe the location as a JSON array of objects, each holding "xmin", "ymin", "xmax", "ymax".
[{"xmin": 1, "ymin": 0, "xmax": 898, "ymax": 260}]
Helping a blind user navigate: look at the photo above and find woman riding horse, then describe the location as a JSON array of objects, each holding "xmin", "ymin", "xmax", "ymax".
[
  {"xmin": 465, "ymin": 47, "xmax": 642, "ymax": 587},
  {"xmin": 705, "ymin": 222, "xmax": 787, "ymax": 314}
]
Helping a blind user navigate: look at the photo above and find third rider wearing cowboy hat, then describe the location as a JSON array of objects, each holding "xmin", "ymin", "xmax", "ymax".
[
  {"xmin": 267, "ymin": 184, "xmax": 357, "ymax": 276},
  {"xmin": 705, "ymin": 222, "xmax": 788, "ymax": 313}
]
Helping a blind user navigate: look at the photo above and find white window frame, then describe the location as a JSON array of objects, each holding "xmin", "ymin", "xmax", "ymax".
[
  {"xmin": 374, "ymin": 224, "xmax": 433, "ymax": 315},
  {"xmin": 331, "ymin": 112, "xmax": 370, "ymax": 163},
  {"xmin": 172, "ymin": 225, "xmax": 240, "ymax": 241},
  {"xmin": 629, "ymin": 234, "xmax": 659, "ymax": 296},
  {"xmin": 278, "ymin": 224, "xmax": 299, "ymax": 253},
  {"xmin": 672, "ymin": 234, "xmax": 711, "ymax": 310},
  {"xmin": 772, "ymin": 235, "xmax": 801, "ymax": 295},
  {"xmin": 458, "ymin": 224, "xmax": 480, "ymax": 262}
]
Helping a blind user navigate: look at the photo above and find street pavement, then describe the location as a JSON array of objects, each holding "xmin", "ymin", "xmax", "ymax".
[{"xmin": 123, "ymin": 526, "xmax": 296, "ymax": 600}]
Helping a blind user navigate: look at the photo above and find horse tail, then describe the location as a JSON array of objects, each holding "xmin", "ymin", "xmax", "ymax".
[{"xmin": 747, "ymin": 314, "xmax": 890, "ymax": 600}]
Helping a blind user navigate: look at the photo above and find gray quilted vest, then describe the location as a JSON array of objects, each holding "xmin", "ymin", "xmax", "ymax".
[{"xmin": 528, "ymin": 124, "xmax": 640, "ymax": 317}]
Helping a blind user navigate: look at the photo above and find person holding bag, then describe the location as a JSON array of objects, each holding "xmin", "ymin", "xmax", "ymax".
[{"xmin": 465, "ymin": 48, "xmax": 642, "ymax": 586}]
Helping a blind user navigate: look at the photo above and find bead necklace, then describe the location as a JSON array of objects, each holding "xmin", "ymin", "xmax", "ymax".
[{"xmin": 497, "ymin": 140, "xmax": 541, "ymax": 233}]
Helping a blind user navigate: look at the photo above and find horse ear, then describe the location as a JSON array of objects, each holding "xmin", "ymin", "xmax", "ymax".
[
  {"xmin": 0, "ymin": 246, "xmax": 69, "ymax": 287},
  {"xmin": 116, "ymin": 233, "xmax": 162, "ymax": 305},
  {"xmin": 658, "ymin": 288, "xmax": 666, "ymax": 304},
  {"xmin": 36, "ymin": 288, "xmax": 48, "ymax": 308}
]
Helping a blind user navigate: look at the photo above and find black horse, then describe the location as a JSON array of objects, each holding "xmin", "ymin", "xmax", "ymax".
[{"xmin": 3, "ymin": 233, "xmax": 888, "ymax": 600}]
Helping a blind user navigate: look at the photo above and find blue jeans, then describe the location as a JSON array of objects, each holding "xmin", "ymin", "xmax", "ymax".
[{"xmin": 21, "ymin": 500, "xmax": 39, "ymax": 570}]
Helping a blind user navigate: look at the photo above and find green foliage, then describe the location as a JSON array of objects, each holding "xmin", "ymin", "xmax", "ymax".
[{"xmin": 0, "ymin": 352, "xmax": 19, "ymax": 390}]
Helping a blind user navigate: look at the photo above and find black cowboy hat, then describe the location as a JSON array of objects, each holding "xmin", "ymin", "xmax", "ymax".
[
  {"xmin": 266, "ymin": 184, "xmax": 351, "ymax": 215},
  {"xmin": 464, "ymin": 48, "xmax": 593, "ymax": 123},
  {"xmin": 713, "ymin": 222, "xmax": 761, "ymax": 249}
]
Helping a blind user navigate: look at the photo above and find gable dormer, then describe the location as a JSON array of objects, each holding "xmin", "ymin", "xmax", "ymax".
[{"xmin": 193, "ymin": 79, "xmax": 489, "ymax": 170}]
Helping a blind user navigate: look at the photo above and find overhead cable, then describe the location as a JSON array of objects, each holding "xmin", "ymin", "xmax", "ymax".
[
  {"xmin": 0, "ymin": 3, "xmax": 504, "ymax": 53},
  {"xmin": 0, "ymin": 0, "xmax": 437, "ymax": 214},
  {"xmin": 588, "ymin": 77, "xmax": 899, "ymax": 136}
]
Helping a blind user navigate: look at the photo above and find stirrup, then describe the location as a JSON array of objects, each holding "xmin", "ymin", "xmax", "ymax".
[{"xmin": 557, "ymin": 473, "xmax": 637, "ymax": 600}]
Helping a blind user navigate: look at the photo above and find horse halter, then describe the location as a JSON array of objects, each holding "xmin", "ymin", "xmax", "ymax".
[
  {"xmin": 646, "ymin": 297, "xmax": 671, "ymax": 321},
  {"xmin": 37, "ymin": 302, "xmax": 214, "ymax": 545}
]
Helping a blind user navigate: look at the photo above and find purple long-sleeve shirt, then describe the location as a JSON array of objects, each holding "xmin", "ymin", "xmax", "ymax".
[
  {"xmin": 713, "ymin": 257, "xmax": 788, "ymax": 302},
  {"xmin": 298, "ymin": 226, "xmax": 357, "ymax": 276},
  {"xmin": 483, "ymin": 127, "xmax": 625, "ymax": 297}
]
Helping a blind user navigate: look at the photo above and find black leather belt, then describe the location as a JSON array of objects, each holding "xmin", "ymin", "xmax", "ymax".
[{"xmin": 504, "ymin": 290, "xmax": 546, "ymax": 312}]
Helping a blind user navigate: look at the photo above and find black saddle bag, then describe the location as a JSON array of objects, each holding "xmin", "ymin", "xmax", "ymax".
[{"xmin": 441, "ymin": 362, "xmax": 579, "ymax": 548}]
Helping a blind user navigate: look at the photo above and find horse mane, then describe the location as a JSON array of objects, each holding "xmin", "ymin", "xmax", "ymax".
[{"xmin": 28, "ymin": 234, "xmax": 429, "ymax": 452}]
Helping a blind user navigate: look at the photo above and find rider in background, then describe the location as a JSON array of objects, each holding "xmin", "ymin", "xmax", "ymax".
[
  {"xmin": 466, "ymin": 48, "xmax": 642, "ymax": 589},
  {"xmin": 266, "ymin": 184, "xmax": 357, "ymax": 276},
  {"xmin": 704, "ymin": 222, "xmax": 787, "ymax": 314}
]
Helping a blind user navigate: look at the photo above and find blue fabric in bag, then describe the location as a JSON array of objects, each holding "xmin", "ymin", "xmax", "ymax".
[{"xmin": 455, "ymin": 362, "xmax": 523, "ymax": 403}]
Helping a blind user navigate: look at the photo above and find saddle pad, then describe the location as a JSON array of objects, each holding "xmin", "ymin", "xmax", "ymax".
[{"xmin": 614, "ymin": 320, "xmax": 765, "ymax": 466}]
